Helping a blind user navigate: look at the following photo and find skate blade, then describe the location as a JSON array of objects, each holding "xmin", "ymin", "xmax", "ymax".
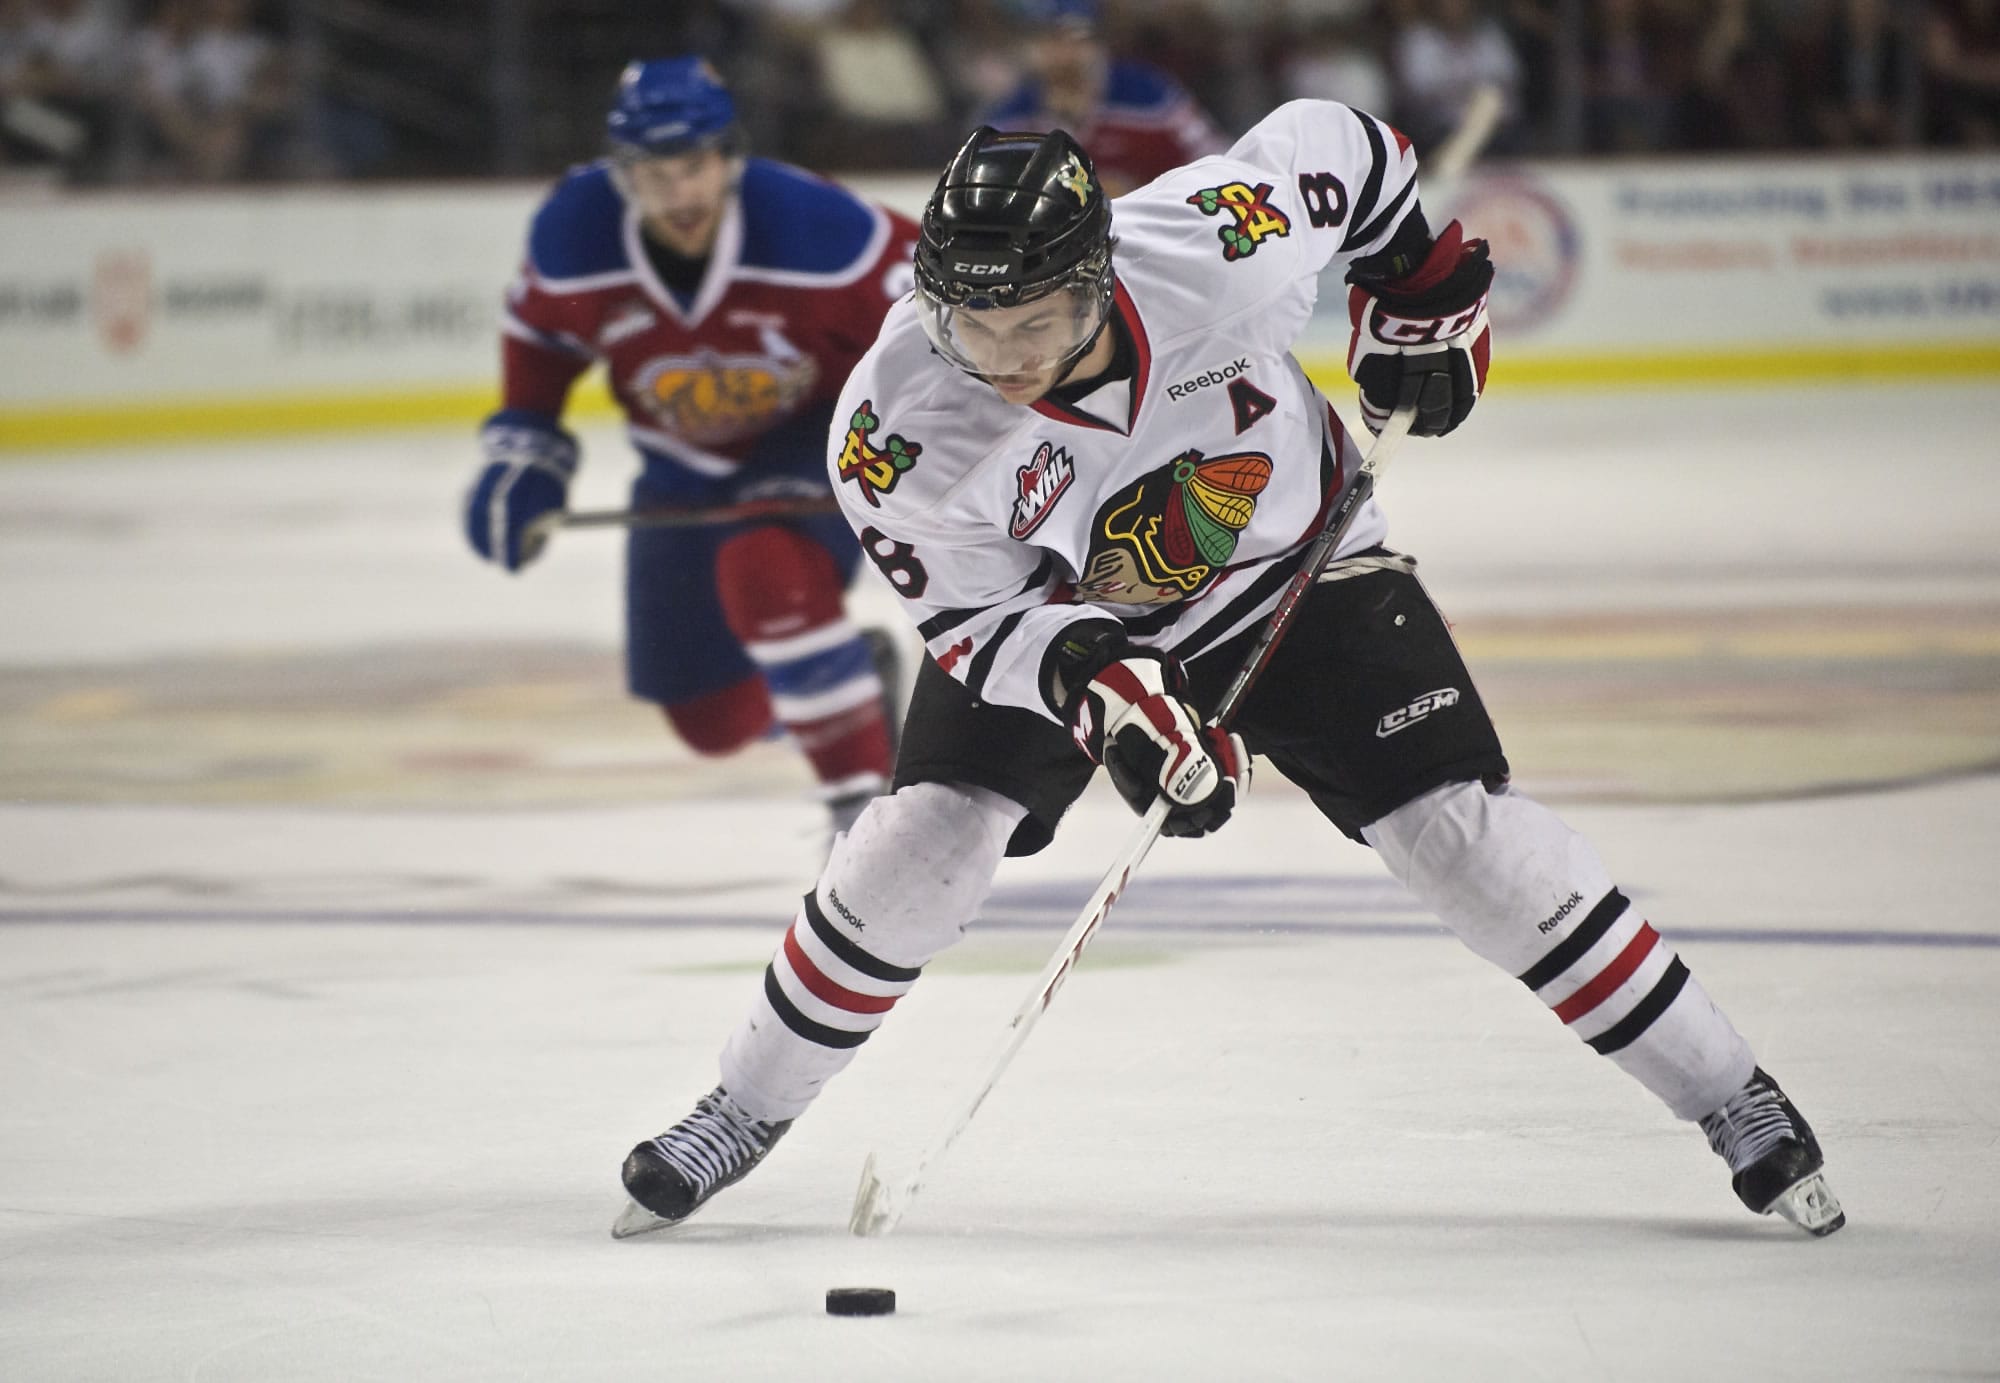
[
  {"xmin": 848, "ymin": 1153, "xmax": 905, "ymax": 1238},
  {"xmin": 1769, "ymin": 1172, "xmax": 1846, "ymax": 1237},
  {"xmin": 610, "ymin": 1199, "xmax": 676, "ymax": 1240}
]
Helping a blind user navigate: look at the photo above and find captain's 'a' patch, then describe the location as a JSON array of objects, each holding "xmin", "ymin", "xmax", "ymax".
[{"xmin": 1229, "ymin": 377, "xmax": 1278, "ymax": 434}]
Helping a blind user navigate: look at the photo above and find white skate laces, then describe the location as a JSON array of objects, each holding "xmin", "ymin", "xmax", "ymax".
[
  {"xmin": 1699, "ymin": 1076, "xmax": 1796, "ymax": 1174},
  {"xmin": 613, "ymin": 1086, "xmax": 795, "ymax": 1238},
  {"xmin": 646, "ymin": 1089, "xmax": 783, "ymax": 1198}
]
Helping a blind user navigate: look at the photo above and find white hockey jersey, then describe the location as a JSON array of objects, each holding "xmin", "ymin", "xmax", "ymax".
[{"xmin": 828, "ymin": 100, "xmax": 1425, "ymax": 722}]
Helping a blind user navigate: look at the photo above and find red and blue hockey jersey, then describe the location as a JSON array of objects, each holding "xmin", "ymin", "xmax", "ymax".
[
  {"xmin": 501, "ymin": 157, "xmax": 920, "ymax": 479},
  {"xmin": 984, "ymin": 59, "xmax": 1227, "ymax": 197}
]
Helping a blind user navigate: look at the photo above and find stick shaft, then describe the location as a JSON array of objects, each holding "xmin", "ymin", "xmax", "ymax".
[
  {"xmin": 1212, "ymin": 403, "xmax": 1417, "ymax": 727},
  {"xmin": 558, "ymin": 495, "xmax": 841, "ymax": 530}
]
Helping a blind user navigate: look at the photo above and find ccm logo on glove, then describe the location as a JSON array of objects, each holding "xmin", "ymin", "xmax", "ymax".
[{"xmin": 1345, "ymin": 218, "xmax": 1493, "ymax": 437}]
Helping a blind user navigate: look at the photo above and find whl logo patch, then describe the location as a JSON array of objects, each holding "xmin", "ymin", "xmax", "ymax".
[
  {"xmin": 1011, "ymin": 441, "xmax": 1075, "ymax": 539},
  {"xmin": 1186, "ymin": 181, "xmax": 1292, "ymax": 261},
  {"xmin": 1376, "ymin": 687, "xmax": 1460, "ymax": 738}
]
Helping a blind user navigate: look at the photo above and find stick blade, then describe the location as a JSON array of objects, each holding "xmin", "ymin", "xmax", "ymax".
[{"xmin": 848, "ymin": 1152, "xmax": 906, "ymax": 1237}]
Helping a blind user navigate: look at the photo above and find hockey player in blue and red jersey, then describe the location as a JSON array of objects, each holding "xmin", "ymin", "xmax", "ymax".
[
  {"xmin": 463, "ymin": 58, "xmax": 919, "ymax": 834},
  {"xmin": 982, "ymin": 0, "xmax": 1226, "ymax": 197}
]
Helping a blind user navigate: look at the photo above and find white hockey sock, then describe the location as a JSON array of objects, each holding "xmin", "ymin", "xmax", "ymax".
[
  {"xmin": 1364, "ymin": 780, "xmax": 1755, "ymax": 1122},
  {"xmin": 720, "ymin": 782, "xmax": 1026, "ymax": 1122}
]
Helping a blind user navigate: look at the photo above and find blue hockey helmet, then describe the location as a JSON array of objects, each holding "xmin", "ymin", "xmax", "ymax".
[
  {"xmin": 1019, "ymin": 0, "xmax": 1098, "ymax": 31},
  {"xmin": 605, "ymin": 57, "xmax": 738, "ymax": 158}
]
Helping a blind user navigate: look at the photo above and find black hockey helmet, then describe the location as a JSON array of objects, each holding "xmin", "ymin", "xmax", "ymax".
[
  {"xmin": 917, "ymin": 126, "xmax": 1112, "ymax": 310},
  {"xmin": 915, "ymin": 127, "xmax": 1115, "ymax": 382}
]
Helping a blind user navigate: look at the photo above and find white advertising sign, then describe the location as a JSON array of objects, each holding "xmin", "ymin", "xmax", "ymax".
[
  {"xmin": 0, "ymin": 185, "xmax": 536, "ymax": 408},
  {"xmin": 1448, "ymin": 154, "xmax": 2000, "ymax": 352},
  {"xmin": 1, "ymin": 153, "xmax": 1995, "ymax": 449}
]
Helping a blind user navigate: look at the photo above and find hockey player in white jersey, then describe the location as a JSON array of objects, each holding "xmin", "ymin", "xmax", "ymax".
[{"xmin": 613, "ymin": 104, "xmax": 1845, "ymax": 1239}]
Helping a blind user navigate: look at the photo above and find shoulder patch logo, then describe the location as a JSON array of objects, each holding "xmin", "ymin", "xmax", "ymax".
[
  {"xmin": 1010, "ymin": 442, "xmax": 1075, "ymax": 540},
  {"xmin": 1186, "ymin": 181, "xmax": 1292, "ymax": 261},
  {"xmin": 836, "ymin": 400, "xmax": 922, "ymax": 508}
]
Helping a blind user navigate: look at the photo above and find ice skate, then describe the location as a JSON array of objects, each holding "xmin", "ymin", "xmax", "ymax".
[
  {"xmin": 1699, "ymin": 1067, "xmax": 1845, "ymax": 1236},
  {"xmin": 611, "ymin": 1087, "xmax": 793, "ymax": 1239}
]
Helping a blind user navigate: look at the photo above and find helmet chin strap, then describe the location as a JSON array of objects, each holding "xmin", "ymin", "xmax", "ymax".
[{"xmin": 1047, "ymin": 292, "xmax": 1119, "ymax": 392}]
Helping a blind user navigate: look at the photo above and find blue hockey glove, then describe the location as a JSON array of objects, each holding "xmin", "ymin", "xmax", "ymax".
[{"xmin": 465, "ymin": 409, "xmax": 579, "ymax": 572}]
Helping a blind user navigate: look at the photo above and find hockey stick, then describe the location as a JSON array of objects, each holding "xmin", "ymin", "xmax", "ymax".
[
  {"xmin": 1427, "ymin": 84, "xmax": 1505, "ymax": 191},
  {"xmin": 555, "ymin": 494, "xmax": 842, "ymax": 531},
  {"xmin": 849, "ymin": 392, "xmax": 1422, "ymax": 1237}
]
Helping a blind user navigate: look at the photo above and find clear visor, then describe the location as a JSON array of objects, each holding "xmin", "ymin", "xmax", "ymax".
[{"xmin": 915, "ymin": 282, "xmax": 1105, "ymax": 387}]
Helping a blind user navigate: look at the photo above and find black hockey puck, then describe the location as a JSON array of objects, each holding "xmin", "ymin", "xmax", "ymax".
[{"xmin": 825, "ymin": 1287, "xmax": 896, "ymax": 1317}]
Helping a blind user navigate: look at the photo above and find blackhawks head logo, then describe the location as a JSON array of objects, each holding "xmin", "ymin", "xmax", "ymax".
[
  {"xmin": 1078, "ymin": 449, "xmax": 1272, "ymax": 606},
  {"xmin": 1186, "ymin": 181, "xmax": 1292, "ymax": 261},
  {"xmin": 836, "ymin": 400, "xmax": 922, "ymax": 508}
]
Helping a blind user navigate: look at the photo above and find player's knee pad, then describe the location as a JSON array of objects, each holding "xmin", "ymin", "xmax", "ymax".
[
  {"xmin": 815, "ymin": 782, "xmax": 1025, "ymax": 970},
  {"xmin": 1363, "ymin": 778, "xmax": 1615, "ymax": 975},
  {"xmin": 714, "ymin": 524, "xmax": 845, "ymax": 643},
  {"xmin": 662, "ymin": 676, "xmax": 772, "ymax": 756}
]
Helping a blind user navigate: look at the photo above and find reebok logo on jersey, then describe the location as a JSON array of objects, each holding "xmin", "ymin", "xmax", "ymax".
[
  {"xmin": 1538, "ymin": 891, "xmax": 1585, "ymax": 935},
  {"xmin": 1186, "ymin": 181, "xmax": 1292, "ymax": 261},
  {"xmin": 1166, "ymin": 358, "xmax": 1252, "ymax": 401},
  {"xmin": 1011, "ymin": 442, "xmax": 1074, "ymax": 539},
  {"xmin": 1375, "ymin": 687, "xmax": 1460, "ymax": 737}
]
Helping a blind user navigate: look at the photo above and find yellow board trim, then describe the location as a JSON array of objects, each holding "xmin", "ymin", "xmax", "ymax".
[
  {"xmin": 3, "ymin": 344, "xmax": 1998, "ymax": 453},
  {"xmin": 0, "ymin": 378, "xmax": 622, "ymax": 455},
  {"xmin": 1300, "ymin": 342, "xmax": 2000, "ymax": 392}
]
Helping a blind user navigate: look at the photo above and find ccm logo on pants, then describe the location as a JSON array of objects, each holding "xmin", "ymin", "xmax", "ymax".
[{"xmin": 1376, "ymin": 687, "xmax": 1460, "ymax": 738}]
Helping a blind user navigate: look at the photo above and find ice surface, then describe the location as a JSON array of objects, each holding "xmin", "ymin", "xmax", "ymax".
[{"xmin": 1, "ymin": 383, "xmax": 1996, "ymax": 1381}]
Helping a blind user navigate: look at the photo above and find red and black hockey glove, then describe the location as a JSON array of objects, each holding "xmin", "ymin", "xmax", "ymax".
[
  {"xmin": 1059, "ymin": 642, "xmax": 1250, "ymax": 839},
  {"xmin": 1346, "ymin": 218, "xmax": 1493, "ymax": 437}
]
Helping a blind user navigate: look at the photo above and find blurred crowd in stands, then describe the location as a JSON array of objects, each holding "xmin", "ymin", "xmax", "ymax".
[{"xmin": 3, "ymin": 0, "xmax": 1997, "ymax": 188}]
